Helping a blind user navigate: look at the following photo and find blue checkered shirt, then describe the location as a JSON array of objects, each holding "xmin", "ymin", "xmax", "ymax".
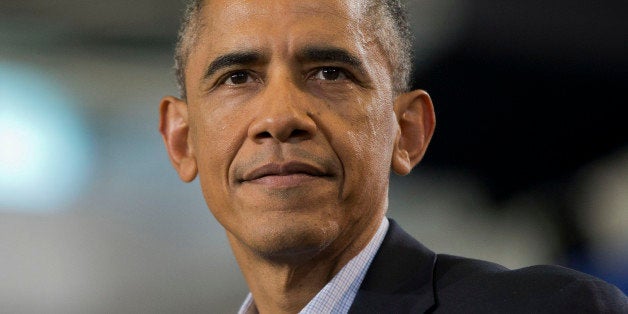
[{"xmin": 238, "ymin": 218, "xmax": 389, "ymax": 314}]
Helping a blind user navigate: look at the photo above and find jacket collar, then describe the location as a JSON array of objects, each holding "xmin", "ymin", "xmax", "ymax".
[{"xmin": 349, "ymin": 219, "xmax": 438, "ymax": 313}]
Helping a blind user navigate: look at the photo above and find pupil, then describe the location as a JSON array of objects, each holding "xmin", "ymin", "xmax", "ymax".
[
  {"xmin": 230, "ymin": 72, "xmax": 248, "ymax": 84},
  {"xmin": 322, "ymin": 68, "xmax": 340, "ymax": 80}
]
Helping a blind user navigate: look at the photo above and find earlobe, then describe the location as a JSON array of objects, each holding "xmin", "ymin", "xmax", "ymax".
[
  {"xmin": 159, "ymin": 96, "xmax": 198, "ymax": 182},
  {"xmin": 391, "ymin": 89, "xmax": 436, "ymax": 175}
]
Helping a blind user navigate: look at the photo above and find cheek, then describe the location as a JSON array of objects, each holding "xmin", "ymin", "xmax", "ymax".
[
  {"xmin": 332, "ymin": 95, "xmax": 397, "ymax": 196},
  {"xmin": 349, "ymin": 94, "xmax": 396, "ymax": 161},
  {"xmin": 190, "ymin": 104, "xmax": 248, "ymax": 203},
  {"xmin": 193, "ymin": 116, "xmax": 233, "ymax": 170},
  {"xmin": 346, "ymin": 118, "xmax": 395, "ymax": 177}
]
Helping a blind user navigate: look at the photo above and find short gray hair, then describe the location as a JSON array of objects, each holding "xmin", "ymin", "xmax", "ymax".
[{"xmin": 173, "ymin": 0, "xmax": 413, "ymax": 99}]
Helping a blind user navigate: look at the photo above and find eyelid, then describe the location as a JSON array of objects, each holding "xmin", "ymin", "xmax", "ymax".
[
  {"xmin": 309, "ymin": 66, "xmax": 362, "ymax": 84},
  {"xmin": 203, "ymin": 69, "xmax": 260, "ymax": 94},
  {"xmin": 218, "ymin": 70, "xmax": 259, "ymax": 85},
  {"xmin": 319, "ymin": 68, "xmax": 345, "ymax": 80},
  {"xmin": 308, "ymin": 66, "xmax": 343, "ymax": 78}
]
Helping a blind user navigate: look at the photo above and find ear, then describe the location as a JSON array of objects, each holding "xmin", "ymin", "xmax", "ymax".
[
  {"xmin": 391, "ymin": 89, "xmax": 436, "ymax": 175},
  {"xmin": 159, "ymin": 96, "xmax": 197, "ymax": 182}
]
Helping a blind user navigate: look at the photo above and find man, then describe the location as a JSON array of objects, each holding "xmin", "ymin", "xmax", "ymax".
[{"xmin": 159, "ymin": 0, "xmax": 628, "ymax": 312}]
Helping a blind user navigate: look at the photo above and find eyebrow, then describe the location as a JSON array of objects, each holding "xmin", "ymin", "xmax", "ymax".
[
  {"xmin": 297, "ymin": 46, "xmax": 365, "ymax": 71},
  {"xmin": 201, "ymin": 47, "xmax": 366, "ymax": 81},
  {"xmin": 202, "ymin": 50, "xmax": 265, "ymax": 80}
]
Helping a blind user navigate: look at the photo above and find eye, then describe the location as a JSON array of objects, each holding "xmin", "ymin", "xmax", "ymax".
[
  {"xmin": 223, "ymin": 71, "xmax": 255, "ymax": 85},
  {"xmin": 313, "ymin": 67, "xmax": 347, "ymax": 81}
]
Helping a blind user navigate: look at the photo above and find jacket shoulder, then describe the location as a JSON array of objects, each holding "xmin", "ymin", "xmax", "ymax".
[{"xmin": 433, "ymin": 254, "xmax": 628, "ymax": 313}]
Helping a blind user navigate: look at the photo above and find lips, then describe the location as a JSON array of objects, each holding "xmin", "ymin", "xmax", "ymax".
[{"xmin": 240, "ymin": 161, "xmax": 328, "ymax": 183}]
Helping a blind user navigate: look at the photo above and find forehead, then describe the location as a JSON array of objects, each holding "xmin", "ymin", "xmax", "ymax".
[
  {"xmin": 202, "ymin": 0, "xmax": 370, "ymax": 27},
  {"xmin": 193, "ymin": 0, "xmax": 377, "ymax": 56},
  {"xmin": 182, "ymin": 0, "xmax": 392, "ymax": 95}
]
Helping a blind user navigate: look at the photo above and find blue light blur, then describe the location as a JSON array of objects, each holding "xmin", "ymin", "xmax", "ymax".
[{"xmin": 0, "ymin": 63, "xmax": 92, "ymax": 213}]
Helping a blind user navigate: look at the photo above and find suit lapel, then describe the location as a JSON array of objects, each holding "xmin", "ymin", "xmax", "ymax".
[{"xmin": 349, "ymin": 219, "xmax": 438, "ymax": 313}]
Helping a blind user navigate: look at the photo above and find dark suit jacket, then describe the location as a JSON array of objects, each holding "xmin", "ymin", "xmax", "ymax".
[{"xmin": 349, "ymin": 220, "xmax": 628, "ymax": 313}]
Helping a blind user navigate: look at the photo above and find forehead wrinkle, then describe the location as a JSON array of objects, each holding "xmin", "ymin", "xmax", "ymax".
[{"xmin": 189, "ymin": 0, "xmax": 392, "ymax": 91}]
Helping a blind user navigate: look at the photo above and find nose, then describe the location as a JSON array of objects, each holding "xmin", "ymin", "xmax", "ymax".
[{"xmin": 248, "ymin": 80, "xmax": 317, "ymax": 143}]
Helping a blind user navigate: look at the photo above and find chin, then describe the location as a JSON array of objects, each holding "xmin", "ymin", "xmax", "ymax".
[{"xmin": 243, "ymin": 216, "xmax": 341, "ymax": 261}]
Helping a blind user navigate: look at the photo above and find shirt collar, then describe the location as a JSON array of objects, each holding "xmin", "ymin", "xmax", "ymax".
[{"xmin": 238, "ymin": 217, "xmax": 390, "ymax": 314}]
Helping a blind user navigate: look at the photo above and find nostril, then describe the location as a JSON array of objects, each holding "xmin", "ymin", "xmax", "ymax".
[
  {"xmin": 249, "ymin": 114, "xmax": 317, "ymax": 142},
  {"xmin": 255, "ymin": 131, "xmax": 273, "ymax": 139},
  {"xmin": 290, "ymin": 129, "xmax": 310, "ymax": 139},
  {"xmin": 254, "ymin": 129, "xmax": 311, "ymax": 142}
]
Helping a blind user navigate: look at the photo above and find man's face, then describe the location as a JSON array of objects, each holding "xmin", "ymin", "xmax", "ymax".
[{"xmin": 184, "ymin": 0, "xmax": 399, "ymax": 259}]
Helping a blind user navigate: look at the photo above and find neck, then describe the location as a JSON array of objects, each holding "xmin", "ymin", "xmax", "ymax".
[{"xmin": 229, "ymin": 216, "xmax": 383, "ymax": 314}]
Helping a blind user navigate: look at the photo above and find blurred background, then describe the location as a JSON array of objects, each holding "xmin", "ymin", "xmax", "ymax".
[{"xmin": 1, "ymin": 0, "xmax": 626, "ymax": 312}]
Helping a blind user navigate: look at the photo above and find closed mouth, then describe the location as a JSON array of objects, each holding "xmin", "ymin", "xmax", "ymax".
[{"xmin": 239, "ymin": 161, "xmax": 330, "ymax": 183}]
